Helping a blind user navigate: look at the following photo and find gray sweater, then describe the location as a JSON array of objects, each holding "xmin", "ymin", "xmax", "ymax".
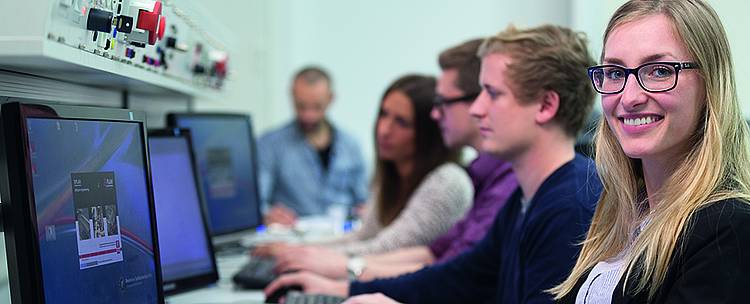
[{"xmin": 325, "ymin": 163, "xmax": 473, "ymax": 256}]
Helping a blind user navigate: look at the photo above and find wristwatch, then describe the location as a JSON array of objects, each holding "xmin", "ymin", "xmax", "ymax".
[{"xmin": 346, "ymin": 256, "xmax": 366, "ymax": 280}]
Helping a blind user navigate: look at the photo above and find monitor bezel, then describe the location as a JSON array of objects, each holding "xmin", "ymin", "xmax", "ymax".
[
  {"xmin": 166, "ymin": 112, "xmax": 263, "ymax": 237},
  {"xmin": 0, "ymin": 101, "xmax": 165, "ymax": 304},
  {"xmin": 148, "ymin": 128, "xmax": 220, "ymax": 295}
]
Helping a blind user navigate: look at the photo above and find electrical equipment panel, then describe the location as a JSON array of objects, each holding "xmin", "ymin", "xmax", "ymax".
[{"xmin": 0, "ymin": 0, "xmax": 229, "ymax": 96}]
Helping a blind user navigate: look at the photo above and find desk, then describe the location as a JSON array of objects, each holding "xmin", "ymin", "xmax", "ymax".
[
  {"xmin": 166, "ymin": 253, "xmax": 266, "ymax": 304},
  {"xmin": 167, "ymin": 217, "xmax": 346, "ymax": 304}
]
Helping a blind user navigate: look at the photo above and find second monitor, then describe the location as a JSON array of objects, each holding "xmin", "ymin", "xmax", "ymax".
[
  {"xmin": 149, "ymin": 128, "xmax": 219, "ymax": 295},
  {"xmin": 166, "ymin": 113, "xmax": 263, "ymax": 245}
]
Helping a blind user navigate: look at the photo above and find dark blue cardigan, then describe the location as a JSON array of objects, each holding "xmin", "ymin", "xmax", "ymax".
[{"xmin": 349, "ymin": 154, "xmax": 602, "ymax": 304}]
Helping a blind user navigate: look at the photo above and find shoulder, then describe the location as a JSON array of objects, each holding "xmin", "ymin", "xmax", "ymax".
[
  {"xmin": 258, "ymin": 122, "xmax": 296, "ymax": 144},
  {"xmin": 331, "ymin": 126, "xmax": 361, "ymax": 150},
  {"xmin": 535, "ymin": 155, "xmax": 601, "ymax": 214},
  {"xmin": 565, "ymin": 154, "xmax": 601, "ymax": 190},
  {"xmin": 685, "ymin": 198, "xmax": 750, "ymax": 242},
  {"xmin": 426, "ymin": 162, "xmax": 471, "ymax": 182},
  {"xmin": 414, "ymin": 163, "xmax": 472, "ymax": 197}
]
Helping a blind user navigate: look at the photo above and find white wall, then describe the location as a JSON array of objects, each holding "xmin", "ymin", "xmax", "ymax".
[{"xmin": 203, "ymin": 0, "xmax": 572, "ymax": 170}]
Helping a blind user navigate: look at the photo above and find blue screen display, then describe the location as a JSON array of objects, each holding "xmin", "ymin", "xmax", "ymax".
[
  {"xmin": 26, "ymin": 118, "xmax": 159, "ymax": 304},
  {"xmin": 148, "ymin": 136, "xmax": 214, "ymax": 283},
  {"xmin": 171, "ymin": 116, "xmax": 261, "ymax": 235}
]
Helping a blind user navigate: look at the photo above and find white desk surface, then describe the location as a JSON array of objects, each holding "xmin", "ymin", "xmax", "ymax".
[{"xmin": 166, "ymin": 252, "xmax": 267, "ymax": 304}]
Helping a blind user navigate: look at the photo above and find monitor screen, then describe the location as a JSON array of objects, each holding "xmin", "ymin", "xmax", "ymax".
[
  {"xmin": 23, "ymin": 114, "xmax": 160, "ymax": 303},
  {"xmin": 148, "ymin": 130, "xmax": 217, "ymax": 293},
  {"xmin": 167, "ymin": 114, "xmax": 262, "ymax": 236}
]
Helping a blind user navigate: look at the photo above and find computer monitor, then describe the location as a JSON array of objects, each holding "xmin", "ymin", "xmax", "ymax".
[
  {"xmin": 166, "ymin": 113, "xmax": 262, "ymax": 242},
  {"xmin": 148, "ymin": 128, "xmax": 218, "ymax": 294},
  {"xmin": 0, "ymin": 102, "xmax": 164, "ymax": 303}
]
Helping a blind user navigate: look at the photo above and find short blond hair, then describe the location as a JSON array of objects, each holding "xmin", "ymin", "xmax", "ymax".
[{"xmin": 478, "ymin": 25, "xmax": 596, "ymax": 137}]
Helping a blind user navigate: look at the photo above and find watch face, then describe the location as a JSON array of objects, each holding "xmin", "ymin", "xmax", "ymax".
[{"xmin": 347, "ymin": 257, "xmax": 365, "ymax": 279}]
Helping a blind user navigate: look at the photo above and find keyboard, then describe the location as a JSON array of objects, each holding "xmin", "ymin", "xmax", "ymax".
[
  {"xmin": 284, "ymin": 291, "xmax": 345, "ymax": 304},
  {"xmin": 232, "ymin": 256, "xmax": 277, "ymax": 289}
]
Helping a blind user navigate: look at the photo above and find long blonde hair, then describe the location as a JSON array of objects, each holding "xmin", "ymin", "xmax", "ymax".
[{"xmin": 552, "ymin": 0, "xmax": 750, "ymax": 300}]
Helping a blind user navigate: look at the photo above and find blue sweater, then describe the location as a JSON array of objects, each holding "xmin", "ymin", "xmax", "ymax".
[{"xmin": 349, "ymin": 154, "xmax": 602, "ymax": 303}]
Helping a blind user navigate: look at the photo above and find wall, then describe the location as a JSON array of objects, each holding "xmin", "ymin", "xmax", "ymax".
[{"xmin": 203, "ymin": 0, "xmax": 573, "ymax": 171}]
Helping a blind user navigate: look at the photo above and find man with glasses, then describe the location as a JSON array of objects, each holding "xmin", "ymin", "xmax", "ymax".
[
  {"xmin": 258, "ymin": 66, "xmax": 369, "ymax": 225},
  {"xmin": 265, "ymin": 25, "xmax": 603, "ymax": 304},
  {"xmin": 266, "ymin": 39, "xmax": 518, "ymax": 282}
]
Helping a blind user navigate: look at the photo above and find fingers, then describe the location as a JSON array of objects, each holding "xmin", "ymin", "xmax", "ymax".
[
  {"xmin": 264, "ymin": 273, "xmax": 304, "ymax": 296},
  {"xmin": 275, "ymin": 258, "xmax": 307, "ymax": 274},
  {"xmin": 274, "ymin": 249, "xmax": 310, "ymax": 272},
  {"xmin": 265, "ymin": 205, "xmax": 297, "ymax": 226}
]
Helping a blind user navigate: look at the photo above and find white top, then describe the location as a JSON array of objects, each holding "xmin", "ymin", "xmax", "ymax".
[
  {"xmin": 575, "ymin": 220, "xmax": 648, "ymax": 304},
  {"xmin": 321, "ymin": 162, "xmax": 473, "ymax": 256},
  {"xmin": 574, "ymin": 255, "xmax": 627, "ymax": 304}
]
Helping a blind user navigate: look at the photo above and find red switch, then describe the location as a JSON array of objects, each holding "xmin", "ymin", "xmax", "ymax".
[
  {"xmin": 135, "ymin": 1, "xmax": 164, "ymax": 45},
  {"xmin": 158, "ymin": 15, "xmax": 166, "ymax": 40}
]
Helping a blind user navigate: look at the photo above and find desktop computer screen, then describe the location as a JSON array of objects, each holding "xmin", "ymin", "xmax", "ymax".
[
  {"xmin": 0, "ymin": 102, "xmax": 164, "ymax": 303},
  {"xmin": 166, "ymin": 113, "xmax": 262, "ymax": 237},
  {"xmin": 148, "ymin": 129, "xmax": 218, "ymax": 294}
]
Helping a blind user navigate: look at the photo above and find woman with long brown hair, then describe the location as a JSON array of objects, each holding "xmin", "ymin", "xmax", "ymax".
[{"xmin": 324, "ymin": 74, "xmax": 473, "ymax": 255}]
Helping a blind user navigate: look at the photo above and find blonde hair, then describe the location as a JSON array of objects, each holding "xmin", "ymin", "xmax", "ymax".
[
  {"xmin": 552, "ymin": 0, "xmax": 750, "ymax": 300},
  {"xmin": 478, "ymin": 24, "xmax": 596, "ymax": 137}
]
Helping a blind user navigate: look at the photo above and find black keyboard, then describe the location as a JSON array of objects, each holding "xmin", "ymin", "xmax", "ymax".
[
  {"xmin": 284, "ymin": 291, "xmax": 345, "ymax": 304},
  {"xmin": 232, "ymin": 256, "xmax": 277, "ymax": 289}
]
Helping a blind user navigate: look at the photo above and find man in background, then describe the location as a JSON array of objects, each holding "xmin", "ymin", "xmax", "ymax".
[{"xmin": 258, "ymin": 66, "xmax": 368, "ymax": 225}]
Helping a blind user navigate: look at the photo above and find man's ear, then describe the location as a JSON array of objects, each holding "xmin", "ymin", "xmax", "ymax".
[{"xmin": 535, "ymin": 90, "xmax": 560, "ymax": 124}]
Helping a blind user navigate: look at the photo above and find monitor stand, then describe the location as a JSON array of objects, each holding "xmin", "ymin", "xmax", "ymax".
[{"xmin": 212, "ymin": 230, "xmax": 254, "ymax": 256}]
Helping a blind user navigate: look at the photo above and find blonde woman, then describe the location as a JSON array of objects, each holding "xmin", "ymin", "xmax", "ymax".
[{"xmin": 553, "ymin": 0, "xmax": 750, "ymax": 303}]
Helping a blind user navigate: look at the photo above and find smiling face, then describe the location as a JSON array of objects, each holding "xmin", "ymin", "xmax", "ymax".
[{"xmin": 602, "ymin": 14, "xmax": 705, "ymax": 162}]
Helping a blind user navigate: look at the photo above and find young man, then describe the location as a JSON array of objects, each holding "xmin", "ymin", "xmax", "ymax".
[
  {"xmin": 266, "ymin": 39, "xmax": 517, "ymax": 281},
  {"xmin": 258, "ymin": 67, "xmax": 368, "ymax": 225},
  {"xmin": 265, "ymin": 24, "xmax": 602, "ymax": 304}
]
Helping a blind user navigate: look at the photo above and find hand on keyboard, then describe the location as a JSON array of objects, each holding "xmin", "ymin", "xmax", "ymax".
[
  {"xmin": 264, "ymin": 271, "xmax": 349, "ymax": 301},
  {"xmin": 283, "ymin": 291, "xmax": 345, "ymax": 304}
]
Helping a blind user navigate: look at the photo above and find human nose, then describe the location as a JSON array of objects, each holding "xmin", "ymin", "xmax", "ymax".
[
  {"xmin": 377, "ymin": 118, "xmax": 393, "ymax": 138},
  {"xmin": 469, "ymin": 91, "xmax": 488, "ymax": 119},
  {"xmin": 619, "ymin": 73, "xmax": 648, "ymax": 110},
  {"xmin": 430, "ymin": 106, "xmax": 442, "ymax": 121}
]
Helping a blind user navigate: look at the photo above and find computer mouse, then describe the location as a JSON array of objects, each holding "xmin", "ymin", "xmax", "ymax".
[{"xmin": 265, "ymin": 284, "xmax": 303, "ymax": 303}]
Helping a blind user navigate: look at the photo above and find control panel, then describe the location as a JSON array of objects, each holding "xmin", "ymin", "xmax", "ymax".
[{"xmin": 0, "ymin": 0, "xmax": 230, "ymax": 95}]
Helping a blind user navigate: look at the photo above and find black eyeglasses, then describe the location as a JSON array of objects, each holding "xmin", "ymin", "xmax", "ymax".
[
  {"xmin": 587, "ymin": 61, "xmax": 699, "ymax": 94},
  {"xmin": 433, "ymin": 93, "xmax": 479, "ymax": 108}
]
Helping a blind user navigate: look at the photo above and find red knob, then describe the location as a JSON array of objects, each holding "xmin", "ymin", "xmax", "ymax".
[
  {"xmin": 135, "ymin": 1, "xmax": 164, "ymax": 45},
  {"xmin": 158, "ymin": 16, "xmax": 166, "ymax": 40}
]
